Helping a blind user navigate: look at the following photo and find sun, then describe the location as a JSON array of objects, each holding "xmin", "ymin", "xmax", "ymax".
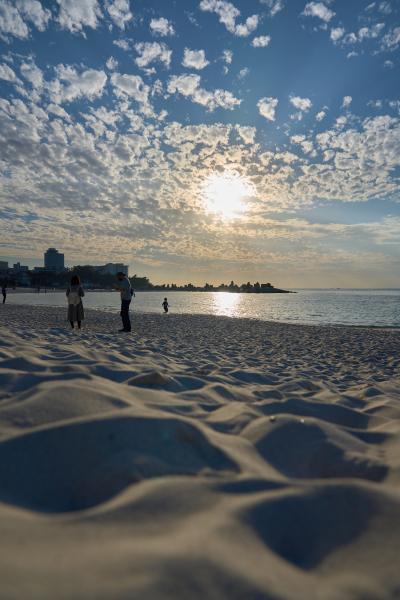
[{"xmin": 202, "ymin": 172, "xmax": 254, "ymax": 220}]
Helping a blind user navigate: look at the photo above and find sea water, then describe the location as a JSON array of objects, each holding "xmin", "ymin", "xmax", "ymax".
[{"xmin": 7, "ymin": 289, "xmax": 400, "ymax": 327}]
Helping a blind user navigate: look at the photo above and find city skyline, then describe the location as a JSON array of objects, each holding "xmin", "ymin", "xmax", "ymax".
[{"xmin": 0, "ymin": 0, "xmax": 399, "ymax": 287}]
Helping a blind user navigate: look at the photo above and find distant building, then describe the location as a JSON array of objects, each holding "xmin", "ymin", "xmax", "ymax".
[
  {"xmin": 44, "ymin": 248, "xmax": 64, "ymax": 271},
  {"xmin": 100, "ymin": 263, "xmax": 129, "ymax": 276},
  {"xmin": 0, "ymin": 260, "xmax": 8, "ymax": 271},
  {"xmin": 12, "ymin": 263, "xmax": 29, "ymax": 273}
]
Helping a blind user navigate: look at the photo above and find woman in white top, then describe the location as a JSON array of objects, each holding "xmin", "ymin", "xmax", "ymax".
[{"xmin": 66, "ymin": 275, "xmax": 85, "ymax": 329}]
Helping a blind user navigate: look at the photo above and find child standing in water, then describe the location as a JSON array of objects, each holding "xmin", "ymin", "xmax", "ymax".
[{"xmin": 162, "ymin": 298, "xmax": 169, "ymax": 313}]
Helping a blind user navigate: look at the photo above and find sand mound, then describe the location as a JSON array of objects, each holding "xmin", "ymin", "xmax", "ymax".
[
  {"xmin": 244, "ymin": 416, "xmax": 387, "ymax": 481},
  {"xmin": 0, "ymin": 414, "xmax": 237, "ymax": 512},
  {"xmin": 241, "ymin": 483, "xmax": 400, "ymax": 571}
]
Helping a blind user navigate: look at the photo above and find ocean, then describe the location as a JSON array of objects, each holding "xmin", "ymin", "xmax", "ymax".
[{"xmin": 6, "ymin": 289, "xmax": 400, "ymax": 327}]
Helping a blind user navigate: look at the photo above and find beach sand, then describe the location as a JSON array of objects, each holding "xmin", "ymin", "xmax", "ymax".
[{"xmin": 0, "ymin": 303, "xmax": 399, "ymax": 599}]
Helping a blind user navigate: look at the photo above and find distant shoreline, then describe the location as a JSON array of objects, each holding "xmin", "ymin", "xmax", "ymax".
[{"xmin": 4, "ymin": 286, "xmax": 295, "ymax": 294}]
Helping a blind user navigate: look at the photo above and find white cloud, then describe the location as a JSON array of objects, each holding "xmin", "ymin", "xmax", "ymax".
[
  {"xmin": 236, "ymin": 125, "xmax": 256, "ymax": 144},
  {"xmin": 105, "ymin": 0, "xmax": 132, "ymax": 29},
  {"xmin": 150, "ymin": 17, "xmax": 175, "ymax": 36},
  {"xmin": 290, "ymin": 95, "xmax": 312, "ymax": 111},
  {"xmin": 182, "ymin": 48, "xmax": 209, "ymax": 70},
  {"xmin": 16, "ymin": 0, "xmax": 51, "ymax": 31},
  {"xmin": 257, "ymin": 96, "xmax": 278, "ymax": 121},
  {"xmin": 113, "ymin": 38, "xmax": 130, "ymax": 51},
  {"xmin": 135, "ymin": 42, "xmax": 172, "ymax": 69},
  {"xmin": 238, "ymin": 67, "xmax": 249, "ymax": 79},
  {"xmin": 358, "ymin": 23, "xmax": 385, "ymax": 41},
  {"xmin": 222, "ymin": 49, "xmax": 233, "ymax": 64},
  {"xmin": 316, "ymin": 110, "xmax": 326, "ymax": 121},
  {"xmin": 20, "ymin": 61, "xmax": 43, "ymax": 89},
  {"xmin": 252, "ymin": 35, "xmax": 271, "ymax": 47},
  {"xmin": 106, "ymin": 56, "xmax": 118, "ymax": 70},
  {"xmin": 259, "ymin": 0, "xmax": 285, "ymax": 17},
  {"xmin": 291, "ymin": 135, "xmax": 314, "ymax": 154},
  {"xmin": 199, "ymin": 0, "xmax": 259, "ymax": 37},
  {"xmin": 381, "ymin": 27, "xmax": 400, "ymax": 51},
  {"xmin": 0, "ymin": 1, "xmax": 51, "ymax": 40},
  {"xmin": 168, "ymin": 74, "xmax": 241, "ymax": 111},
  {"xmin": 111, "ymin": 72, "xmax": 150, "ymax": 104},
  {"xmin": 330, "ymin": 27, "xmax": 345, "ymax": 42},
  {"xmin": 0, "ymin": 63, "xmax": 19, "ymax": 82},
  {"xmin": 0, "ymin": 2, "xmax": 29, "ymax": 39},
  {"xmin": 56, "ymin": 0, "xmax": 102, "ymax": 34},
  {"xmin": 302, "ymin": 2, "xmax": 335, "ymax": 22},
  {"xmin": 47, "ymin": 103, "xmax": 71, "ymax": 120},
  {"xmin": 51, "ymin": 65, "xmax": 107, "ymax": 103},
  {"xmin": 342, "ymin": 95, "xmax": 352, "ymax": 109},
  {"xmin": 168, "ymin": 74, "xmax": 200, "ymax": 97}
]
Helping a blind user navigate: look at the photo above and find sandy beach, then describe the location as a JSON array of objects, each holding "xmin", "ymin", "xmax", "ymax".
[{"xmin": 0, "ymin": 303, "xmax": 399, "ymax": 599}]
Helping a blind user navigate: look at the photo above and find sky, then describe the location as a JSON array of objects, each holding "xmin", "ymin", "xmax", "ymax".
[{"xmin": 0, "ymin": 0, "xmax": 399, "ymax": 287}]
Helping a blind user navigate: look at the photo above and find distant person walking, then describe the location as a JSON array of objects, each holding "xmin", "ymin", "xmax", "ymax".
[
  {"xmin": 162, "ymin": 298, "xmax": 169, "ymax": 313},
  {"xmin": 113, "ymin": 272, "xmax": 132, "ymax": 332},
  {"xmin": 2, "ymin": 285, "xmax": 6, "ymax": 304},
  {"xmin": 66, "ymin": 275, "xmax": 85, "ymax": 329}
]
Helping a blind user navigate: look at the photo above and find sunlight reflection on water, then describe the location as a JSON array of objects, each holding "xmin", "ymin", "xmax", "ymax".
[{"xmin": 211, "ymin": 292, "xmax": 240, "ymax": 317}]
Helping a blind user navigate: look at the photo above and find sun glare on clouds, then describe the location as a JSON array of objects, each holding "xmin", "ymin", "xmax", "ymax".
[{"xmin": 202, "ymin": 172, "xmax": 255, "ymax": 220}]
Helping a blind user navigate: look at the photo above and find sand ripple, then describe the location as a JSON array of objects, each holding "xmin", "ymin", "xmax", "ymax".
[{"xmin": 0, "ymin": 304, "xmax": 399, "ymax": 599}]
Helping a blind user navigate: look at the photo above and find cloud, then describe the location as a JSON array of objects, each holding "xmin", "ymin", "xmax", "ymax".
[
  {"xmin": 257, "ymin": 96, "xmax": 278, "ymax": 121},
  {"xmin": 252, "ymin": 35, "xmax": 271, "ymax": 47},
  {"xmin": 105, "ymin": 0, "xmax": 132, "ymax": 29},
  {"xmin": 110, "ymin": 72, "xmax": 150, "ymax": 104},
  {"xmin": 20, "ymin": 61, "xmax": 44, "ymax": 89},
  {"xmin": 134, "ymin": 42, "xmax": 172, "ymax": 69},
  {"xmin": 0, "ymin": 0, "xmax": 51, "ymax": 41},
  {"xmin": 236, "ymin": 125, "xmax": 256, "ymax": 144},
  {"xmin": 381, "ymin": 27, "xmax": 400, "ymax": 51},
  {"xmin": 358, "ymin": 23, "xmax": 385, "ymax": 41},
  {"xmin": 199, "ymin": 0, "xmax": 259, "ymax": 37},
  {"xmin": 46, "ymin": 103, "xmax": 71, "ymax": 120},
  {"xmin": 342, "ymin": 95, "xmax": 352, "ymax": 108},
  {"xmin": 259, "ymin": 0, "xmax": 285, "ymax": 17},
  {"xmin": 330, "ymin": 27, "xmax": 345, "ymax": 42},
  {"xmin": 50, "ymin": 65, "xmax": 107, "ymax": 103},
  {"xmin": 0, "ymin": 2, "xmax": 29, "ymax": 39},
  {"xmin": 150, "ymin": 17, "xmax": 175, "ymax": 36},
  {"xmin": 0, "ymin": 63, "xmax": 19, "ymax": 82},
  {"xmin": 106, "ymin": 56, "xmax": 118, "ymax": 70},
  {"xmin": 316, "ymin": 110, "xmax": 326, "ymax": 121},
  {"xmin": 378, "ymin": 1, "xmax": 392, "ymax": 15},
  {"xmin": 56, "ymin": 0, "xmax": 102, "ymax": 34},
  {"xmin": 113, "ymin": 38, "xmax": 130, "ymax": 51},
  {"xmin": 222, "ymin": 49, "xmax": 233, "ymax": 64},
  {"xmin": 290, "ymin": 95, "xmax": 312, "ymax": 111},
  {"xmin": 0, "ymin": 89, "xmax": 399, "ymax": 282},
  {"xmin": 182, "ymin": 48, "xmax": 209, "ymax": 70},
  {"xmin": 16, "ymin": 0, "xmax": 51, "ymax": 31},
  {"xmin": 168, "ymin": 74, "xmax": 241, "ymax": 111},
  {"xmin": 302, "ymin": 2, "xmax": 335, "ymax": 22}
]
